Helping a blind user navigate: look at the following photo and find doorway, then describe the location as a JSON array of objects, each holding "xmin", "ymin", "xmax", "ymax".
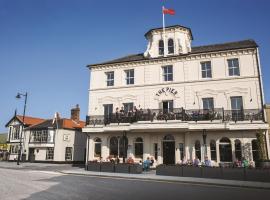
[
  {"xmin": 28, "ymin": 148, "xmax": 35, "ymax": 162},
  {"xmin": 162, "ymin": 135, "xmax": 175, "ymax": 164},
  {"xmin": 162, "ymin": 100, "xmax": 173, "ymax": 114}
]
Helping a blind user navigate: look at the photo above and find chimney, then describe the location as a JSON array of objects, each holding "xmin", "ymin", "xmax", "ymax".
[{"xmin": 71, "ymin": 104, "xmax": 80, "ymax": 122}]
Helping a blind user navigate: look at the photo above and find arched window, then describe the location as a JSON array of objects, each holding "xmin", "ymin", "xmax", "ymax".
[
  {"xmin": 94, "ymin": 138, "xmax": 102, "ymax": 157},
  {"xmin": 134, "ymin": 137, "xmax": 143, "ymax": 158},
  {"xmin": 119, "ymin": 136, "xmax": 128, "ymax": 158},
  {"xmin": 168, "ymin": 39, "xmax": 174, "ymax": 54},
  {"xmin": 163, "ymin": 134, "xmax": 175, "ymax": 141},
  {"xmin": 159, "ymin": 40, "xmax": 164, "ymax": 55},
  {"xmin": 210, "ymin": 140, "xmax": 217, "ymax": 161},
  {"xmin": 252, "ymin": 139, "xmax": 259, "ymax": 162},
  {"xmin": 195, "ymin": 140, "xmax": 201, "ymax": 160},
  {"xmin": 109, "ymin": 137, "xmax": 118, "ymax": 157},
  {"xmin": 234, "ymin": 139, "xmax": 242, "ymax": 160},
  {"xmin": 219, "ymin": 137, "xmax": 232, "ymax": 162}
]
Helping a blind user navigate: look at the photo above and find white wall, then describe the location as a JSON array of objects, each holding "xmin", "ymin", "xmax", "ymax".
[{"xmin": 88, "ymin": 50, "xmax": 262, "ymax": 116}]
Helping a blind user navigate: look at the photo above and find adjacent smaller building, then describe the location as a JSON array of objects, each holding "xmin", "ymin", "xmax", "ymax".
[
  {"xmin": 5, "ymin": 114, "xmax": 45, "ymax": 161},
  {"xmin": 5, "ymin": 105, "xmax": 87, "ymax": 163}
]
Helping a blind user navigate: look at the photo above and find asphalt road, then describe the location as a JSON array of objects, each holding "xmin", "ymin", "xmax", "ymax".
[{"xmin": 0, "ymin": 168, "xmax": 270, "ymax": 200}]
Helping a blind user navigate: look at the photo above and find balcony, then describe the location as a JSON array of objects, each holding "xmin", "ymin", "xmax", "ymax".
[{"xmin": 85, "ymin": 108, "xmax": 263, "ymax": 127}]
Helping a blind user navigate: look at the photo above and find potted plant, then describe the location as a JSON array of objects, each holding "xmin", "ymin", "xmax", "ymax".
[{"xmin": 255, "ymin": 130, "xmax": 270, "ymax": 168}]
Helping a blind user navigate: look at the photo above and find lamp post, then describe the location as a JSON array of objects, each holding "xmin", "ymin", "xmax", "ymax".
[
  {"xmin": 202, "ymin": 129, "xmax": 207, "ymax": 160},
  {"xmin": 16, "ymin": 92, "xmax": 28, "ymax": 165}
]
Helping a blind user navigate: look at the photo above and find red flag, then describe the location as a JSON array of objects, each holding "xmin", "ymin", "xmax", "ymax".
[{"xmin": 163, "ymin": 7, "xmax": 175, "ymax": 15}]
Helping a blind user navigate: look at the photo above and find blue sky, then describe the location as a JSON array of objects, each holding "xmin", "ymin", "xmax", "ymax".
[{"xmin": 0, "ymin": 0, "xmax": 269, "ymax": 133}]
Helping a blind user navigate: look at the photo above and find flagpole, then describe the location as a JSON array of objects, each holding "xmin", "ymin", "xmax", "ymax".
[{"xmin": 162, "ymin": 6, "xmax": 166, "ymax": 57}]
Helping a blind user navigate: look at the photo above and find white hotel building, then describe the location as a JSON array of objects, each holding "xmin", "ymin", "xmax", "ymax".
[{"xmin": 83, "ymin": 25, "xmax": 269, "ymax": 166}]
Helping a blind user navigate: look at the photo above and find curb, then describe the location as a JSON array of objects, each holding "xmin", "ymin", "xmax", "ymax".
[{"xmin": 57, "ymin": 170, "xmax": 270, "ymax": 190}]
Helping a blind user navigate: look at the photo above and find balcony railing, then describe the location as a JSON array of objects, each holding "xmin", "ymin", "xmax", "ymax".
[{"xmin": 85, "ymin": 108, "xmax": 263, "ymax": 126}]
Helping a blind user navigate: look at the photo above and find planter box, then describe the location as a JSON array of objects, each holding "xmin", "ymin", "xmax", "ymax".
[
  {"xmin": 115, "ymin": 164, "xmax": 130, "ymax": 173},
  {"xmin": 202, "ymin": 167, "xmax": 222, "ymax": 179},
  {"xmin": 156, "ymin": 165, "xmax": 182, "ymax": 176},
  {"xmin": 100, "ymin": 162, "xmax": 115, "ymax": 172},
  {"xmin": 222, "ymin": 168, "xmax": 244, "ymax": 180},
  {"xmin": 129, "ymin": 164, "xmax": 143, "ymax": 174},
  {"xmin": 87, "ymin": 163, "xmax": 101, "ymax": 172},
  {"xmin": 182, "ymin": 166, "xmax": 202, "ymax": 177},
  {"xmin": 256, "ymin": 160, "xmax": 270, "ymax": 169},
  {"xmin": 245, "ymin": 168, "xmax": 270, "ymax": 182}
]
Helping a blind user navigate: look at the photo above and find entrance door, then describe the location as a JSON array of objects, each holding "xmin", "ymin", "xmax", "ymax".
[
  {"xmin": 162, "ymin": 135, "xmax": 175, "ymax": 165},
  {"xmin": 162, "ymin": 100, "xmax": 173, "ymax": 114},
  {"xmin": 28, "ymin": 148, "xmax": 35, "ymax": 163}
]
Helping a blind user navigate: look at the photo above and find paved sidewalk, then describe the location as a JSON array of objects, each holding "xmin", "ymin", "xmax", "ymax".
[
  {"xmin": 59, "ymin": 168, "xmax": 270, "ymax": 190},
  {"xmin": 0, "ymin": 161, "xmax": 80, "ymax": 171},
  {"xmin": 1, "ymin": 161, "xmax": 270, "ymax": 190}
]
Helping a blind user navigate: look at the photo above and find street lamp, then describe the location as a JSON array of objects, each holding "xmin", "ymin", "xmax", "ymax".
[
  {"xmin": 16, "ymin": 92, "xmax": 28, "ymax": 165},
  {"xmin": 202, "ymin": 129, "xmax": 207, "ymax": 160}
]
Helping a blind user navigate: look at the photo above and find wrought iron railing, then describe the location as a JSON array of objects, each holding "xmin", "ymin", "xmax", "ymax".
[{"xmin": 85, "ymin": 108, "xmax": 263, "ymax": 126}]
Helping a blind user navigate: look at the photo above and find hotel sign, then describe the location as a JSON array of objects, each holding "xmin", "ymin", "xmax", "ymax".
[{"xmin": 155, "ymin": 87, "xmax": 178, "ymax": 97}]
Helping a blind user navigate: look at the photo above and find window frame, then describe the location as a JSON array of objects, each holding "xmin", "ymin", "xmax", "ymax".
[
  {"xmin": 125, "ymin": 69, "xmax": 134, "ymax": 85},
  {"xmin": 210, "ymin": 140, "xmax": 217, "ymax": 161},
  {"xmin": 65, "ymin": 147, "xmax": 73, "ymax": 161},
  {"xmin": 201, "ymin": 61, "xmax": 212, "ymax": 78},
  {"xmin": 168, "ymin": 39, "xmax": 174, "ymax": 54},
  {"xmin": 123, "ymin": 102, "xmax": 134, "ymax": 113},
  {"xmin": 228, "ymin": 58, "xmax": 240, "ymax": 76},
  {"xmin": 134, "ymin": 137, "xmax": 143, "ymax": 159},
  {"xmin": 105, "ymin": 71, "xmax": 114, "ymax": 86},
  {"xmin": 195, "ymin": 140, "xmax": 201, "ymax": 160},
  {"xmin": 94, "ymin": 138, "xmax": 102, "ymax": 158},
  {"xmin": 159, "ymin": 40, "xmax": 164, "ymax": 55},
  {"xmin": 202, "ymin": 97, "xmax": 214, "ymax": 110},
  {"xmin": 46, "ymin": 147, "xmax": 54, "ymax": 160},
  {"xmin": 162, "ymin": 65, "xmax": 173, "ymax": 82}
]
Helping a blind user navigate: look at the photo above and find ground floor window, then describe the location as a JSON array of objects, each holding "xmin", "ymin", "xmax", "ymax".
[
  {"xmin": 179, "ymin": 143, "xmax": 184, "ymax": 160},
  {"xmin": 46, "ymin": 148, "xmax": 54, "ymax": 160},
  {"xmin": 94, "ymin": 138, "xmax": 102, "ymax": 157},
  {"xmin": 10, "ymin": 145, "xmax": 19, "ymax": 154},
  {"xmin": 134, "ymin": 137, "xmax": 143, "ymax": 158},
  {"xmin": 109, "ymin": 136, "xmax": 128, "ymax": 158},
  {"xmin": 252, "ymin": 139, "xmax": 259, "ymax": 161},
  {"xmin": 119, "ymin": 137, "xmax": 128, "ymax": 158},
  {"xmin": 195, "ymin": 140, "xmax": 201, "ymax": 160},
  {"xmin": 219, "ymin": 137, "xmax": 232, "ymax": 162},
  {"xmin": 109, "ymin": 137, "xmax": 118, "ymax": 157},
  {"xmin": 210, "ymin": 140, "xmax": 217, "ymax": 161},
  {"xmin": 234, "ymin": 139, "xmax": 242, "ymax": 160},
  {"xmin": 65, "ymin": 147, "xmax": 72, "ymax": 161}
]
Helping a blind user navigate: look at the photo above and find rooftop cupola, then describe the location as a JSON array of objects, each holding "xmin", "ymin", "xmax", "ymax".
[{"xmin": 144, "ymin": 25, "xmax": 193, "ymax": 58}]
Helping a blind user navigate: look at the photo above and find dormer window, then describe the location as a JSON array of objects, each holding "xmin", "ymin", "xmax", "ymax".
[
  {"xmin": 168, "ymin": 39, "xmax": 174, "ymax": 54},
  {"xmin": 159, "ymin": 40, "xmax": 164, "ymax": 55}
]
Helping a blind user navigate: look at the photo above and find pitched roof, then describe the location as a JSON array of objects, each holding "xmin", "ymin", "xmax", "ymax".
[
  {"xmin": 88, "ymin": 39, "xmax": 258, "ymax": 67},
  {"xmin": 17, "ymin": 115, "xmax": 45, "ymax": 126},
  {"xmin": 5, "ymin": 115, "xmax": 45, "ymax": 127},
  {"xmin": 27, "ymin": 118, "xmax": 85, "ymax": 130}
]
